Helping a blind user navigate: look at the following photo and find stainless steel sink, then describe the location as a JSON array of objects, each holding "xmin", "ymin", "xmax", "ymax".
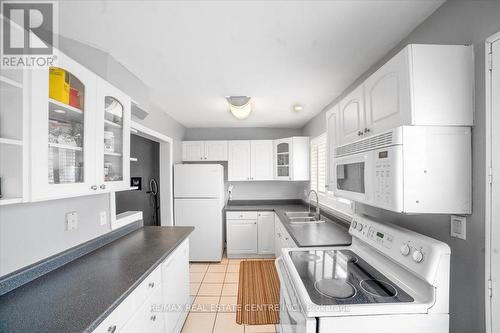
[
  {"xmin": 285, "ymin": 211, "xmax": 325, "ymax": 224},
  {"xmin": 285, "ymin": 211, "xmax": 315, "ymax": 218}
]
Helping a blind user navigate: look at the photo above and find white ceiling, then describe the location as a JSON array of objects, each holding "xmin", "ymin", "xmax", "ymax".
[{"xmin": 58, "ymin": 1, "xmax": 444, "ymax": 128}]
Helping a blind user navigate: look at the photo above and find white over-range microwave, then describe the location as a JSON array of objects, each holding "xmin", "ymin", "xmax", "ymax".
[{"xmin": 333, "ymin": 126, "xmax": 471, "ymax": 214}]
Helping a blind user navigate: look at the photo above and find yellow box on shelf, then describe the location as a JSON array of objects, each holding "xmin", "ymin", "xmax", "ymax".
[{"xmin": 49, "ymin": 67, "xmax": 70, "ymax": 105}]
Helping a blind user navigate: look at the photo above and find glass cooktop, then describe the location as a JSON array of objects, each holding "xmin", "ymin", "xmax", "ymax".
[{"xmin": 288, "ymin": 250, "xmax": 414, "ymax": 306}]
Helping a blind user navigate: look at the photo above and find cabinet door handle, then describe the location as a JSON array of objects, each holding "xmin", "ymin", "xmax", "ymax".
[
  {"xmin": 107, "ymin": 325, "xmax": 117, "ymax": 333},
  {"xmin": 358, "ymin": 131, "xmax": 363, "ymax": 136},
  {"xmin": 148, "ymin": 282, "xmax": 155, "ymax": 288},
  {"xmin": 364, "ymin": 128, "xmax": 370, "ymax": 133},
  {"xmin": 100, "ymin": 184, "xmax": 106, "ymax": 190},
  {"xmin": 91, "ymin": 185, "xmax": 98, "ymax": 190},
  {"xmin": 150, "ymin": 315, "xmax": 157, "ymax": 322}
]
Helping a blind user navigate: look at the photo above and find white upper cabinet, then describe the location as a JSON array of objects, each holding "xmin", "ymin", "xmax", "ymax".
[
  {"xmin": 274, "ymin": 137, "xmax": 309, "ymax": 181},
  {"xmin": 182, "ymin": 141, "xmax": 204, "ymax": 161},
  {"xmin": 182, "ymin": 141, "xmax": 228, "ymax": 161},
  {"xmin": 250, "ymin": 140, "xmax": 274, "ymax": 180},
  {"xmin": 336, "ymin": 44, "xmax": 473, "ymax": 147},
  {"xmin": 364, "ymin": 46, "xmax": 411, "ymax": 135},
  {"xmin": 30, "ymin": 51, "xmax": 132, "ymax": 201},
  {"xmin": 96, "ymin": 79, "xmax": 131, "ymax": 192},
  {"xmin": 228, "ymin": 140, "xmax": 273, "ymax": 181},
  {"xmin": 204, "ymin": 141, "xmax": 228, "ymax": 161},
  {"xmin": 326, "ymin": 105, "xmax": 340, "ymax": 191},
  {"xmin": 228, "ymin": 141, "xmax": 251, "ymax": 181},
  {"xmin": 30, "ymin": 52, "xmax": 98, "ymax": 201},
  {"xmin": 339, "ymin": 85, "xmax": 365, "ymax": 147}
]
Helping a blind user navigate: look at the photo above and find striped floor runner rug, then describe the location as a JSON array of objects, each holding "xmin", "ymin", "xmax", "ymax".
[{"xmin": 236, "ymin": 260, "xmax": 280, "ymax": 325}]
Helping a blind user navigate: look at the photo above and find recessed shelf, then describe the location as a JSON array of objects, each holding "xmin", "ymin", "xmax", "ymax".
[
  {"xmin": 0, "ymin": 138, "xmax": 23, "ymax": 146},
  {"xmin": 104, "ymin": 119, "xmax": 122, "ymax": 128},
  {"xmin": 130, "ymin": 157, "xmax": 138, "ymax": 162},
  {"xmin": 276, "ymin": 152, "xmax": 290, "ymax": 155},
  {"xmin": 48, "ymin": 143, "xmax": 83, "ymax": 151},
  {"xmin": 0, "ymin": 197, "xmax": 23, "ymax": 206},
  {"xmin": 104, "ymin": 151, "xmax": 122, "ymax": 157},
  {"xmin": 0, "ymin": 75, "xmax": 23, "ymax": 89},
  {"xmin": 129, "ymin": 186, "xmax": 139, "ymax": 190}
]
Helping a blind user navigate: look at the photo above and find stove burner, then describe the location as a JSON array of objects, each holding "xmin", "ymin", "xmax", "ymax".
[
  {"xmin": 314, "ymin": 279, "xmax": 356, "ymax": 299},
  {"xmin": 298, "ymin": 253, "xmax": 322, "ymax": 261},
  {"xmin": 360, "ymin": 279, "xmax": 397, "ymax": 298}
]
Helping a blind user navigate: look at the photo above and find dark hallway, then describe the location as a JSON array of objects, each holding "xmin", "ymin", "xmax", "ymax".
[{"xmin": 116, "ymin": 134, "xmax": 160, "ymax": 226}]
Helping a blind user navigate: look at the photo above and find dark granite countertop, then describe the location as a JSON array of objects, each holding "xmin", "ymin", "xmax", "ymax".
[
  {"xmin": 0, "ymin": 226, "xmax": 194, "ymax": 333},
  {"xmin": 225, "ymin": 200, "xmax": 352, "ymax": 247}
]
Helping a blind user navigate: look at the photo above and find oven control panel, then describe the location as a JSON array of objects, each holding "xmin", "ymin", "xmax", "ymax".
[{"xmin": 350, "ymin": 214, "xmax": 450, "ymax": 285}]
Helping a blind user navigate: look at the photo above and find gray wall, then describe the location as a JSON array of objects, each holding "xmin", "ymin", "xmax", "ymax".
[
  {"xmin": 184, "ymin": 127, "xmax": 302, "ymax": 140},
  {"xmin": 0, "ymin": 194, "xmax": 110, "ymax": 276},
  {"xmin": 302, "ymin": 2, "xmax": 500, "ymax": 332},
  {"xmin": 185, "ymin": 127, "xmax": 308, "ymax": 200}
]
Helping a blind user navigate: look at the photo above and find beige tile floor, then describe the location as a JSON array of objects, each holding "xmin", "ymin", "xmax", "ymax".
[{"xmin": 182, "ymin": 253, "xmax": 277, "ymax": 333}]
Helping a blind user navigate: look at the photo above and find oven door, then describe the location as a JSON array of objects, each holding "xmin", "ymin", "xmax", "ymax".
[
  {"xmin": 333, "ymin": 152, "xmax": 371, "ymax": 202},
  {"xmin": 275, "ymin": 258, "xmax": 316, "ymax": 333}
]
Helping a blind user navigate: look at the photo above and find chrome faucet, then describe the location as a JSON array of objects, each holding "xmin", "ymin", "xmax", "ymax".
[{"xmin": 308, "ymin": 190, "xmax": 320, "ymax": 220}]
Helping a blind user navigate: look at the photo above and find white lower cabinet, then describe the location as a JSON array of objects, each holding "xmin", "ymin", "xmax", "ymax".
[
  {"xmin": 162, "ymin": 240, "xmax": 190, "ymax": 333},
  {"xmin": 92, "ymin": 239, "xmax": 189, "ymax": 333},
  {"xmin": 274, "ymin": 214, "xmax": 297, "ymax": 257},
  {"xmin": 226, "ymin": 211, "xmax": 275, "ymax": 257},
  {"xmin": 121, "ymin": 286, "xmax": 165, "ymax": 333},
  {"xmin": 227, "ymin": 218, "xmax": 258, "ymax": 255},
  {"xmin": 257, "ymin": 212, "xmax": 275, "ymax": 254}
]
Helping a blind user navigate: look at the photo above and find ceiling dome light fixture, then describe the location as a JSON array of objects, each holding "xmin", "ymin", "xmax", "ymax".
[
  {"xmin": 293, "ymin": 104, "xmax": 303, "ymax": 112},
  {"xmin": 226, "ymin": 96, "xmax": 252, "ymax": 120}
]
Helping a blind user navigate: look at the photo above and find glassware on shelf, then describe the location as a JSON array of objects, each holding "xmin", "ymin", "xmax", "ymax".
[
  {"xmin": 47, "ymin": 68, "xmax": 85, "ymax": 185},
  {"xmin": 48, "ymin": 147, "xmax": 83, "ymax": 184},
  {"xmin": 104, "ymin": 131, "xmax": 115, "ymax": 152}
]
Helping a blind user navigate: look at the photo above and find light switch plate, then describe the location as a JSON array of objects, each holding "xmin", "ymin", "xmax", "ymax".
[
  {"xmin": 450, "ymin": 215, "xmax": 466, "ymax": 240},
  {"xmin": 100, "ymin": 211, "xmax": 107, "ymax": 226},
  {"xmin": 66, "ymin": 211, "xmax": 78, "ymax": 231}
]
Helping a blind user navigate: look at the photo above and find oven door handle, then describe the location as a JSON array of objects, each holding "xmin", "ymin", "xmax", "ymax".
[{"xmin": 275, "ymin": 258, "xmax": 294, "ymax": 306}]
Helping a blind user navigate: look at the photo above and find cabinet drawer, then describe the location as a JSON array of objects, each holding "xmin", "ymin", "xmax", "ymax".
[
  {"xmin": 91, "ymin": 266, "xmax": 161, "ymax": 333},
  {"xmin": 121, "ymin": 286, "xmax": 164, "ymax": 333},
  {"xmin": 133, "ymin": 265, "xmax": 162, "ymax": 309},
  {"xmin": 226, "ymin": 211, "xmax": 258, "ymax": 220},
  {"xmin": 256, "ymin": 211, "xmax": 273, "ymax": 217}
]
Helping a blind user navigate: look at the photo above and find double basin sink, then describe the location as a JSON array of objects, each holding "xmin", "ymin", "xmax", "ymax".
[{"xmin": 284, "ymin": 211, "xmax": 325, "ymax": 224}]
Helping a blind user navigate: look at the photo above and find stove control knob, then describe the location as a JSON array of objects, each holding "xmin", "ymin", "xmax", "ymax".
[
  {"xmin": 400, "ymin": 244, "xmax": 410, "ymax": 256},
  {"xmin": 412, "ymin": 250, "xmax": 424, "ymax": 263},
  {"xmin": 356, "ymin": 223, "xmax": 363, "ymax": 232},
  {"xmin": 352, "ymin": 220, "xmax": 357, "ymax": 229}
]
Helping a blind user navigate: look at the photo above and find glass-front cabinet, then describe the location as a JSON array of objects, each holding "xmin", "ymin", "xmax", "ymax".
[
  {"xmin": 30, "ymin": 51, "xmax": 130, "ymax": 201},
  {"xmin": 96, "ymin": 79, "xmax": 130, "ymax": 192},
  {"xmin": 274, "ymin": 138, "xmax": 292, "ymax": 180}
]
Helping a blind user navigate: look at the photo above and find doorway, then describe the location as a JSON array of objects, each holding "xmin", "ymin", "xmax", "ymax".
[
  {"xmin": 486, "ymin": 30, "xmax": 500, "ymax": 333},
  {"xmin": 109, "ymin": 121, "xmax": 174, "ymax": 229},
  {"xmin": 116, "ymin": 134, "xmax": 161, "ymax": 226}
]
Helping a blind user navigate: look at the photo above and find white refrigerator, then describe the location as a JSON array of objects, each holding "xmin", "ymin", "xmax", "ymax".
[{"xmin": 174, "ymin": 164, "xmax": 224, "ymax": 262}]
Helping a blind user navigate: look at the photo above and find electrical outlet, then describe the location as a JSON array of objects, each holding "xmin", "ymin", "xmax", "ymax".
[
  {"xmin": 66, "ymin": 212, "xmax": 78, "ymax": 231},
  {"xmin": 100, "ymin": 211, "xmax": 107, "ymax": 226},
  {"xmin": 450, "ymin": 215, "xmax": 466, "ymax": 240}
]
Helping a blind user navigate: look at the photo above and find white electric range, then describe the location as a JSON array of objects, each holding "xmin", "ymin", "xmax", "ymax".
[{"xmin": 275, "ymin": 214, "xmax": 450, "ymax": 333}]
